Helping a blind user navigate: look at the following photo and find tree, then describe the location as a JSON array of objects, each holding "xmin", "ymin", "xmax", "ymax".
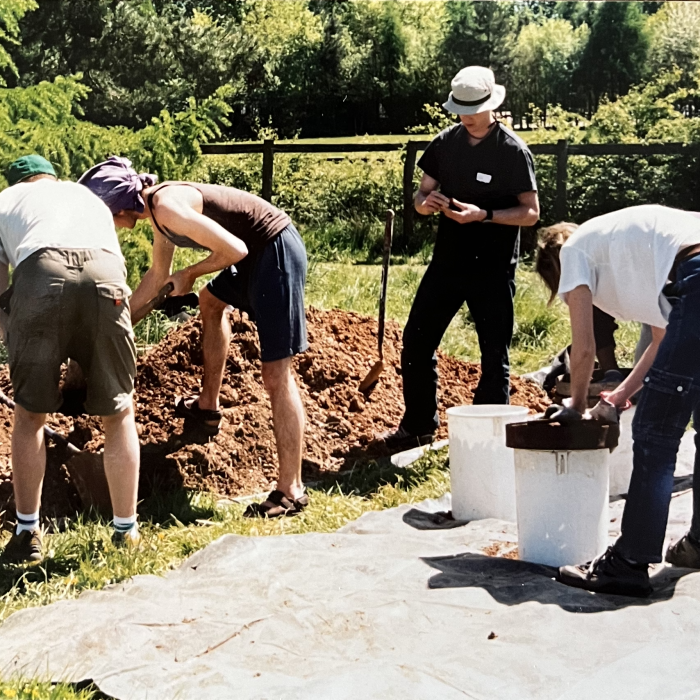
[
  {"xmin": 511, "ymin": 17, "xmax": 589, "ymax": 123},
  {"xmin": 551, "ymin": 1, "xmax": 596, "ymax": 27},
  {"xmin": 151, "ymin": 0, "xmax": 248, "ymax": 21},
  {"xmin": 439, "ymin": 1, "xmax": 518, "ymax": 83},
  {"xmin": 646, "ymin": 2, "xmax": 700, "ymax": 83},
  {"xmin": 0, "ymin": 72, "xmax": 232, "ymax": 183},
  {"xmin": 10, "ymin": 0, "xmax": 249, "ymax": 128},
  {"xmin": 575, "ymin": 1, "xmax": 649, "ymax": 115},
  {"xmin": 0, "ymin": 0, "xmax": 36, "ymax": 83}
]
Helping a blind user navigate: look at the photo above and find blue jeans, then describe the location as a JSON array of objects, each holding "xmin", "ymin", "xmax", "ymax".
[{"xmin": 615, "ymin": 254, "xmax": 700, "ymax": 563}]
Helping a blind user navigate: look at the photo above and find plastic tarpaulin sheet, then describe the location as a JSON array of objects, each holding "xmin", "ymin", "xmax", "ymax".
[{"xmin": 0, "ymin": 442, "xmax": 697, "ymax": 699}]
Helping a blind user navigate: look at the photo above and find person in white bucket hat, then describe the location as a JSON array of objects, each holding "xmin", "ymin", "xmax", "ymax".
[
  {"xmin": 443, "ymin": 65, "xmax": 506, "ymax": 115},
  {"xmin": 379, "ymin": 66, "xmax": 540, "ymax": 452}
]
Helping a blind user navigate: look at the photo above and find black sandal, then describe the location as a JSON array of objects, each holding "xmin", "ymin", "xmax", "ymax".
[
  {"xmin": 174, "ymin": 396, "xmax": 222, "ymax": 437},
  {"xmin": 244, "ymin": 490, "xmax": 309, "ymax": 518}
]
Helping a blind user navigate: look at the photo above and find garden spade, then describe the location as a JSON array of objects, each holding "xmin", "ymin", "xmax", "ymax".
[
  {"xmin": 359, "ymin": 209, "xmax": 394, "ymax": 394},
  {"xmin": 0, "ymin": 391, "xmax": 112, "ymax": 515}
]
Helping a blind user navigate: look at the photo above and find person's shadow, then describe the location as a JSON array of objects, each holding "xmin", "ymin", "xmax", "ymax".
[
  {"xmin": 400, "ymin": 507, "xmax": 698, "ymax": 613},
  {"xmin": 421, "ymin": 552, "xmax": 696, "ymax": 613}
]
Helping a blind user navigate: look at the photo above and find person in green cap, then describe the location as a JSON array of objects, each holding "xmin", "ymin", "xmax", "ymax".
[{"xmin": 0, "ymin": 154, "xmax": 142, "ymax": 563}]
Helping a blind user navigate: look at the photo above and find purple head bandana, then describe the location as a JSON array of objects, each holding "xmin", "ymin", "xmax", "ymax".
[{"xmin": 78, "ymin": 156, "xmax": 158, "ymax": 214}]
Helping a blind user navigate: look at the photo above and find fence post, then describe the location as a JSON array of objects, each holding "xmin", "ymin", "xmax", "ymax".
[
  {"xmin": 262, "ymin": 139, "xmax": 275, "ymax": 202},
  {"xmin": 555, "ymin": 139, "xmax": 569, "ymax": 221},
  {"xmin": 403, "ymin": 141, "xmax": 419, "ymax": 246}
]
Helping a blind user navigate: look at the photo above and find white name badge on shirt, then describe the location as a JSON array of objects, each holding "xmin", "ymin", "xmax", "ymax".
[{"xmin": 476, "ymin": 172, "xmax": 492, "ymax": 183}]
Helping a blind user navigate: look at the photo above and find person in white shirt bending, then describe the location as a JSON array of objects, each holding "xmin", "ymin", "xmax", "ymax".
[
  {"xmin": 0, "ymin": 155, "xmax": 141, "ymax": 564},
  {"xmin": 536, "ymin": 204, "xmax": 700, "ymax": 597}
]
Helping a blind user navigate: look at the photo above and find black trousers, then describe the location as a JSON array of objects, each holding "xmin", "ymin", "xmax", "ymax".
[{"xmin": 400, "ymin": 254, "xmax": 516, "ymax": 435}]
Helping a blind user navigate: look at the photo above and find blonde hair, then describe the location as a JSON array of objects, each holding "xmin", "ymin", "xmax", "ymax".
[{"xmin": 535, "ymin": 222, "xmax": 579, "ymax": 304}]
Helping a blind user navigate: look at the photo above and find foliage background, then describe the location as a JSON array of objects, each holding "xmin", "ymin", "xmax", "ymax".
[{"xmin": 0, "ymin": 2, "xmax": 697, "ymax": 293}]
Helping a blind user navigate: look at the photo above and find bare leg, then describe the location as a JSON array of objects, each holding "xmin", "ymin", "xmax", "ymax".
[
  {"xmin": 262, "ymin": 357, "xmax": 305, "ymax": 500},
  {"xmin": 11, "ymin": 406, "xmax": 47, "ymax": 514},
  {"xmin": 102, "ymin": 403, "xmax": 140, "ymax": 519},
  {"xmin": 198, "ymin": 287, "xmax": 230, "ymax": 413}
]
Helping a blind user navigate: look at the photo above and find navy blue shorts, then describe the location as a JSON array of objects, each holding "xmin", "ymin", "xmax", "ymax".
[{"xmin": 207, "ymin": 223, "xmax": 308, "ymax": 363}]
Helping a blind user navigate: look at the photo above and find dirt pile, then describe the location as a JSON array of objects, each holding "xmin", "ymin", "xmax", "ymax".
[{"xmin": 0, "ymin": 307, "xmax": 549, "ymax": 518}]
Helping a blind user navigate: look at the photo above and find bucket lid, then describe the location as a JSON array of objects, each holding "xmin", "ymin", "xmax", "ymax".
[
  {"xmin": 446, "ymin": 405, "xmax": 530, "ymax": 419},
  {"xmin": 505, "ymin": 419, "xmax": 619, "ymax": 452}
]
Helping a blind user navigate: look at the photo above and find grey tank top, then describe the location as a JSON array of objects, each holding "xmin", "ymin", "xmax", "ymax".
[{"xmin": 146, "ymin": 182, "xmax": 291, "ymax": 255}]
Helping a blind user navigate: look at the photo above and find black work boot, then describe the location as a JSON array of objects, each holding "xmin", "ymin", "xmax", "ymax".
[
  {"xmin": 376, "ymin": 425, "xmax": 434, "ymax": 453},
  {"xmin": 2, "ymin": 529, "xmax": 43, "ymax": 564},
  {"xmin": 558, "ymin": 546, "xmax": 652, "ymax": 598},
  {"xmin": 665, "ymin": 533, "xmax": 700, "ymax": 569}
]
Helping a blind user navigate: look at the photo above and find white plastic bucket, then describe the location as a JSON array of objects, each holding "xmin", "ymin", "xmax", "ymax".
[
  {"xmin": 447, "ymin": 405, "xmax": 529, "ymax": 521},
  {"xmin": 514, "ymin": 449, "xmax": 609, "ymax": 566}
]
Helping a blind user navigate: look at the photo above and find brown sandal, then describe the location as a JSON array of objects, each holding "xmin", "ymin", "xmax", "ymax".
[
  {"xmin": 175, "ymin": 396, "xmax": 222, "ymax": 437},
  {"xmin": 244, "ymin": 490, "xmax": 309, "ymax": 518}
]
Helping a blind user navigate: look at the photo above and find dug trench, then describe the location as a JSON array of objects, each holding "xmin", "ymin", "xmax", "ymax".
[{"xmin": 0, "ymin": 308, "xmax": 550, "ymax": 522}]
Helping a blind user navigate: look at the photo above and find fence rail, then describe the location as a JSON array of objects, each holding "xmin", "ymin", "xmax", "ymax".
[{"xmin": 201, "ymin": 139, "xmax": 700, "ymax": 241}]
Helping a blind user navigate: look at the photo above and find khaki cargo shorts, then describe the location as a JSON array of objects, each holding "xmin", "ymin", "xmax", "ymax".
[{"xmin": 7, "ymin": 248, "xmax": 136, "ymax": 415}]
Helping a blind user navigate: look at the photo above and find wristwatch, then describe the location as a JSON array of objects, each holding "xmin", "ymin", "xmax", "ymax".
[{"xmin": 482, "ymin": 208, "xmax": 493, "ymax": 222}]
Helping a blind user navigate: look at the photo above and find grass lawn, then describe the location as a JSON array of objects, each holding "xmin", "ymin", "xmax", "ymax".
[
  {"xmin": 209, "ymin": 134, "xmax": 432, "ymax": 146},
  {"xmin": 208, "ymin": 129, "xmax": 536, "ymax": 147},
  {"xmin": 306, "ymin": 261, "xmax": 641, "ymax": 373}
]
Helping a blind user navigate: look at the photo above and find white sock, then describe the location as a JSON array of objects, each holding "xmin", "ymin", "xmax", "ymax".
[
  {"xmin": 16, "ymin": 510, "xmax": 39, "ymax": 534},
  {"xmin": 113, "ymin": 514, "xmax": 138, "ymax": 534}
]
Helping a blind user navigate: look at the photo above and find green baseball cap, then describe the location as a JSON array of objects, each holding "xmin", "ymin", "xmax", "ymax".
[{"xmin": 6, "ymin": 155, "xmax": 57, "ymax": 186}]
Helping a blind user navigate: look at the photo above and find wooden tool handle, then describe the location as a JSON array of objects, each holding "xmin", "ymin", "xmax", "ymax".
[
  {"xmin": 377, "ymin": 209, "xmax": 394, "ymax": 360},
  {"xmin": 0, "ymin": 390, "xmax": 81, "ymax": 456},
  {"xmin": 132, "ymin": 282, "xmax": 175, "ymax": 324}
]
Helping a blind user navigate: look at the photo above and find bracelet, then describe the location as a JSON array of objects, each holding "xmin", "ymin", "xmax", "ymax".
[{"xmin": 483, "ymin": 208, "xmax": 493, "ymax": 222}]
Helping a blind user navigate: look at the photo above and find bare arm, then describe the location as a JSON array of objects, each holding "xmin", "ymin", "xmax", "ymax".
[
  {"xmin": 151, "ymin": 186, "xmax": 248, "ymax": 297},
  {"xmin": 605, "ymin": 326, "xmax": 666, "ymax": 407},
  {"xmin": 414, "ymin": 173, "xmax": 451, "ymax": 215},
  {"xmin": 444, "ymin": 190, "xmax": 540, "ymax": 226},
  {"xmin": 567, "ymin": 285, "xmax": 596, "ymax": 414},
  {"xmin": 0, "ymin": 262, "xmax": 8, "ymax": 341},
  {"xmin": 129, "ymin": 230, "xmax": 176, "ymax": 324}
]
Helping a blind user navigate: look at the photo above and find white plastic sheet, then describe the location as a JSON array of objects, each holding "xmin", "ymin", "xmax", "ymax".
[{"xmin": 0, "ymin": 463, "xmax": 697, "ymax": 698}]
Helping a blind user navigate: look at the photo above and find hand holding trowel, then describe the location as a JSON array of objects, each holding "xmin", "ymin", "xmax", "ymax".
[
  {"xmin": 131, "ymin": 281, "xmax": 175, "ymax": 325},
  {"xmin": 359, "ymin": 209, "xmax": 394, "ymax": 394}
]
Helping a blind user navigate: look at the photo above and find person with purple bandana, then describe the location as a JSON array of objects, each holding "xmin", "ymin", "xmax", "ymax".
[{"xmin": 79, "ymin": 157, "xmax": 309, "ymax": 518}]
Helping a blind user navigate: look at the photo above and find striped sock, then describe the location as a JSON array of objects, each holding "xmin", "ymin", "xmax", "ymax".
[
  {"xmin": 113, "ymin": 514, "xmax": 138, "ymax": 535},
  {"xmin": 16, "ymin": 510, "xmax": 39, "ymax": 535}
]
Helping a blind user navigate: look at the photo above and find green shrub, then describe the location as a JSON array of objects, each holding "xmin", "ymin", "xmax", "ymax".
[{"xmin": 190, "ymin": 151, "xmax": 436, "ymax": 260}]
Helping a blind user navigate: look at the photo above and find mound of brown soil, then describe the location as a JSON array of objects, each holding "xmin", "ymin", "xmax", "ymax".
[{"xmin": 0, "ymin": 307, "xmax": 549, "ymax": 519}]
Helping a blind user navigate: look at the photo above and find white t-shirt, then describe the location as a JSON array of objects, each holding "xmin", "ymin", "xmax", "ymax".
[
  {"xmin": 0, "ymin": 179, "xmax": 123, "ymax": 269},
  {"xmin": 558, "ymin": 205, "xmax": 700, "ymax": 328}
]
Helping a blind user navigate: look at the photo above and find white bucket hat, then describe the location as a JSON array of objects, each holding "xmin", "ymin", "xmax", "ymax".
[{"xmin": 443, "ymin": 66, "xmax": 506, "ymax": 115}]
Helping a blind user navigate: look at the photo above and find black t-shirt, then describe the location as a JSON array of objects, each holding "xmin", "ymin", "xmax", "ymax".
[{"xmin": 417, "ymin": 122, "xmax": 537, "ymax": 269}]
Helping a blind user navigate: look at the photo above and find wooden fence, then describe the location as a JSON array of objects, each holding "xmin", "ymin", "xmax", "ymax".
[{"xmin": 201, "ymin": 139, "xmax": 700, "ymax": 242}]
